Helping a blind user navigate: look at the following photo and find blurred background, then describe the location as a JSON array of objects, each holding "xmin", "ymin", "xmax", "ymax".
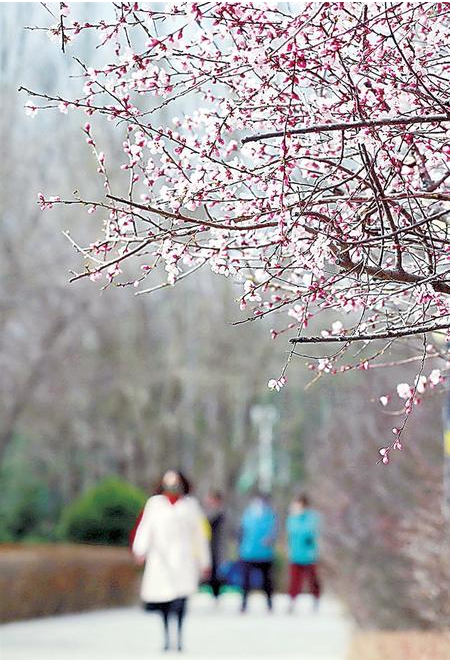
[{"xmin": 0, "ymin": 4, "xmax": 449, "ymax": 660}]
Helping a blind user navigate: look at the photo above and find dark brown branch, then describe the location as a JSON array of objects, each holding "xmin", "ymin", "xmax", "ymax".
[
  {"xmin": 68, "ymin": 236, "xmax": 153, "ymax": 283},
  {"xmin": 359, "ymin": 143, "xmax": 404, "ymax": 271},
  {"xmin": 289, "ymin": 321, "xmax": 450, "ymax": 344},
  {"xmin": 347, "ymin": 209, "xmax": 449, "ymax": 248},
  {"xmin": 242, "ymin": 113, "xmax": 450, "ymax": 144},
  {"xmin": 335, "ymin": 250, "xmax": 450, "ymax": 295},
  {"xmin": 357, "ymin": 263, "xmax": 450, "ymax": 294},
  {"xmin": 106, "ymin": 194, "xmax": 278, "ymax": 231},
  {"xmin": 59, "ymin": 3, "xmax": 66, "ymax": 53}
]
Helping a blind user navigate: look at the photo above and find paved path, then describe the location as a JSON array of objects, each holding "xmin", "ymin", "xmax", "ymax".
[{"xmin": 0, "ymin": 593, "xmax": 352, "ymax": 660}]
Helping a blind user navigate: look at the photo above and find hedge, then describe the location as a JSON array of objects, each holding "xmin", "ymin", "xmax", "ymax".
[{"xmin": 0, "ymin": 544, "xmax": 140, "ymax": 623}]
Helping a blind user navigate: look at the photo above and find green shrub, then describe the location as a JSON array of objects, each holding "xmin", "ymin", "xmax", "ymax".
[
  {"xmin": 0, "ymin": 523, "xmax": 13, "ymax": 544},
  {"xmin": 58, "ymin": 477, "xmax": 147, "ymax": 546},
  {"xmin": 3, "ymin": 481, "xmax": 54, "ymax": 540}
]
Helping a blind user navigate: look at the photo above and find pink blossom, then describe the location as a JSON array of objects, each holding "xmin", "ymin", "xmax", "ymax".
[
  {"xmin": 268, "ymin": 376, "xmax": 287, "ymax": 392},
  {"xmin": 396, "ymin": 383, "xmax": 411, "ymax": 399},
  {"xmin": 414, "ymin": 375, "xmax": 427, "ymax": 394},
  {"xmin": 32, "ymin": 2, "xmax": 450, "ymax": 438},
  {"xmin": 331, "ymin": 321, "xmax": 343, "ymax": 335},
  {"xmin": 379, "ymin": 448, "xmax": 389, "ymax": 465},
  {"xmin": 429, "ymin": 369, "xmax": 442, "ymax": 386}
]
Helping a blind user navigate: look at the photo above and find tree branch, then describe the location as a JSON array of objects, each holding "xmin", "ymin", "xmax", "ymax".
[
  {"xmin": 242, "ymin": 113, "xmax": 450, "ymax": 144},
  {"xmin": 289, "ymin": 321, "xmax": 450, "ymax": 344},
  {"xmin": 336, "ymin": 255, "xmax": 450, "ymax": 295}
]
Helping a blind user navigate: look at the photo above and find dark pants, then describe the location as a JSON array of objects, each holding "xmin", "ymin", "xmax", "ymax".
[
  {"xmin": 144, "ymin": 598, "xmax": 187, "ymax": 651},
  {"xmin": 288, "ymin": 563, "xmax": 321, "ymax": 599},
  {"xmin": 209, "ymin": 561, "xmax": 222, "ymax": 598},
  {"xmin": 241, "ymin": 560, "xmax": 273, "ymax": 611}
]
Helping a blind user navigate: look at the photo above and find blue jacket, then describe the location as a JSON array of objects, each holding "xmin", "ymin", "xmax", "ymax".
[
  {"xmin": 239, "ymin": 500, "xmax": 277, "ymax": 562},
  {"xmin": 286, "ymin": 510, "xmax": 320, "ymax": 565}
]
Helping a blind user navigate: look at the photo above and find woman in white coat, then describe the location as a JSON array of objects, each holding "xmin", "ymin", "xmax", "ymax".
[{"xmin": 132, "ymin": 469, "xmax": 211, "ymax": 652}]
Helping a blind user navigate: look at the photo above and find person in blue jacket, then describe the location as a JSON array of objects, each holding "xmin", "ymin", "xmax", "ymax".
[
  {"xmin": 286, "ymin": 493, "xmax": 321, "ymax": 612},
  {"xmin": 239, "ymin": 492, "xmax": 278, "ymax": 612}
]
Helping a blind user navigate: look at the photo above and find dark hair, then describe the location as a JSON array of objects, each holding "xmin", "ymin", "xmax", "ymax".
[
  {"xmin": 251, "ymin": 488, "xmax": 270, "ymax": 501},
  {"xmin": 297, "ymin": 493, "xmax": 310, "ymax": 507},
  {"xmin": 154, "ymin": 470, "xmax": 191, "ymax": 496}
]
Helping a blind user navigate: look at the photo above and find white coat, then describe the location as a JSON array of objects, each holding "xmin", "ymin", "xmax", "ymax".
[{"xmin": 132, "ymin": 494, "xmax": 211, "ymax": 603}]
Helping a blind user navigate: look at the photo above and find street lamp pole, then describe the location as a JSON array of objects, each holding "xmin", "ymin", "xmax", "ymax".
[{"xmin": 251, "ymin": 404, "xmax": 278, "ymax": 494}]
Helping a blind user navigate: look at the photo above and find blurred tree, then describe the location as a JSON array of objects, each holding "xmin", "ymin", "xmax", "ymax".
[
  {"xmin": 306, "ymin": 364, "xmax": 448, "ymax": 629},
  {"xmin": 0, "ymin": 434, "xmax": 58, "ymax": 541},
  {"xmin": 0, "ymin": 5, "xmax": 312, "ymax": 509}
]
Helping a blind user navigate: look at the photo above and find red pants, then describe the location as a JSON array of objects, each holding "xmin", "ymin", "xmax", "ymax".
[{"xmin": 288, "ymin": 563, "xmax": 321, "ymax": 599}]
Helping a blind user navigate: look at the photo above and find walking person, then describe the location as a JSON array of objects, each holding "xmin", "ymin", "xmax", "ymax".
[
  {"xmin": 286, "ymin": 493, "xmax": 321, "ymax": 613},
  {"xmin": 239, "ymin": 492, "xmax": 277, "ymax": 613},
  {"xmin": 132, "ymin": 469, "xmax": 211, "ymax": 652},
  {"xmin": 204, "ymin": 490, "xmax": 226, "ymax": 600}
]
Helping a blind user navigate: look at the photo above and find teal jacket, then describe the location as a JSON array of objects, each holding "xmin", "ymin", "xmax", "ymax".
[
  {"xmin": 286, "ymin": 509, "xmax": 320, "ymax": 565},
  {"xmin": 239, "ymin": 500, "xmax": 277, "ymax": 562}
]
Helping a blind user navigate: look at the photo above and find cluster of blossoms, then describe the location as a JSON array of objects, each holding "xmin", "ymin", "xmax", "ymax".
[
  {"xmin": 378, "ymin": 367, "xmax": 445, "ymax": 463},
  {"xmin": 27, "ymin": 2, "xmax": 450, "ymax": 456},
  {"xmin": 396, "ymin": 368, "xmax": 443, "ymax": 403}
]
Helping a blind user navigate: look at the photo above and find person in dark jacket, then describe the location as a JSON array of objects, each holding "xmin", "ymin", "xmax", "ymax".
[
  {"xmin": 239, "ymin": 493, "xmax": 278, "ymax": 613},
  {"xmin": 286, "ymin": 493, "xmax": 321, "ymax": 613},
  {"xmin": 204, "ymin": 490, "xmax": 226, "ymax": 599}
]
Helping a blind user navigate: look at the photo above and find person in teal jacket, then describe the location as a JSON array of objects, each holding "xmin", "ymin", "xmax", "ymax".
[
  {"xmin": 286, "ymin": 493, "xmax": 321, "ymax": 612},
  {"xmin": 239, "ymin": 493, "xmax": 278, "ymax": 612}
]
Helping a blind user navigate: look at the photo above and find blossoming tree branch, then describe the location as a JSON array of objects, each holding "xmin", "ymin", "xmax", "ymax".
[{"xmin": 23, "ymin": 2, "xmax": 450, "ymax": 461}]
